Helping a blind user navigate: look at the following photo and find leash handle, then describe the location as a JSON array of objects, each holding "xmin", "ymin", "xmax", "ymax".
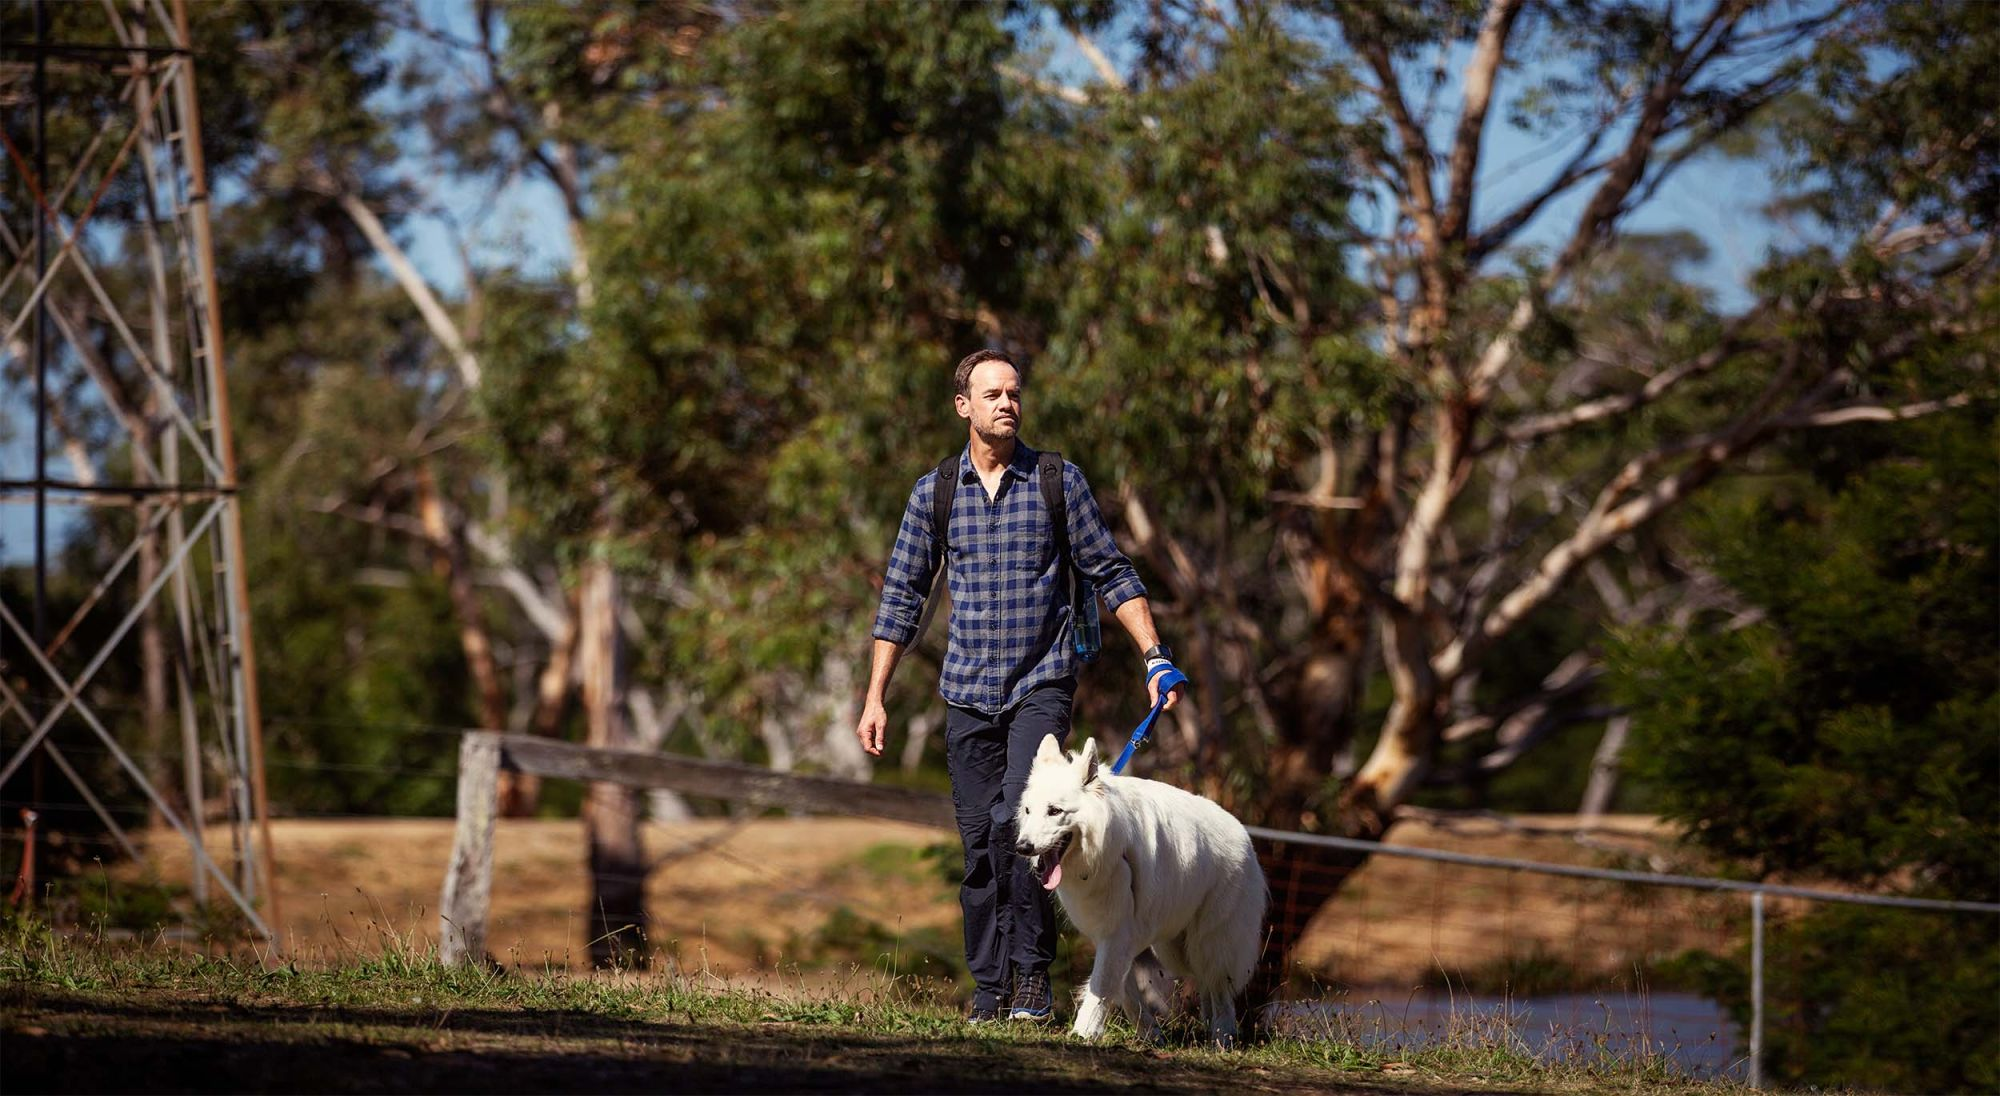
[{"xmin": 1110, "ymin": 662, "xmax": 1188, "ymax": 775}]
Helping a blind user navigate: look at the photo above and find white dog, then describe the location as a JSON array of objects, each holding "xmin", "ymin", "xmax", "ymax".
[{"xmin": 1013, "ymin": 734, "xmax": 1267, "ymax": 1046}]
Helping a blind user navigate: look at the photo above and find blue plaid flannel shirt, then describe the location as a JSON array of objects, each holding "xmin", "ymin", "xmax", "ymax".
[{"xmin": 871, "ymin": 443, "xmax": 1146, "ymax": 714}]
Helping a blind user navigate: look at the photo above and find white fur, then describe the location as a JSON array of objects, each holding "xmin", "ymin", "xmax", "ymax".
[{"xmin": 1014, "ymin": 734, "xmax": 1267, "ymax": 1046}]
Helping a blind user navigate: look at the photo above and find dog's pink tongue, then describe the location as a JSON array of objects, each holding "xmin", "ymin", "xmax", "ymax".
[{"xmin": 1040, "ymin": 858, "xmax": 1063, "ymax": 891}]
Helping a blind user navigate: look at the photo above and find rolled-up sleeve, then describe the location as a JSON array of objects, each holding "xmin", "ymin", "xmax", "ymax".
[
  {"xmin": 870, "ymin": 476, "xmax": 942, "ymax": 646},
  {"xmin": 1065, "ymin": 464, "xmax": 1146, "ymax": 612}
]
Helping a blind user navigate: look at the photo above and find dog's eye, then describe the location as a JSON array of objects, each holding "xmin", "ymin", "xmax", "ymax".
[{"xmin": 1046, "ymin": 805, "xmax": 1061, "ymax": 816}]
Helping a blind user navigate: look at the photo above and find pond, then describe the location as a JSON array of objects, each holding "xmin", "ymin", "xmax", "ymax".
[{"xmin": 1287, "ymin": 989, "xmax": 1744, "ymax": 1080}]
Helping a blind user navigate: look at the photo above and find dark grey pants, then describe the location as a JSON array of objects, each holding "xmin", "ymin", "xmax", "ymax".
[{"xmin": 945, "ymin": 681, "xmax": 1074, "ymax": 1004}]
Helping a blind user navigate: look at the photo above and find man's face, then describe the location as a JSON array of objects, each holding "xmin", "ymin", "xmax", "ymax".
[{"xmin": 955, "ymin": 360, "xmax": 1022, "ymax": 442}]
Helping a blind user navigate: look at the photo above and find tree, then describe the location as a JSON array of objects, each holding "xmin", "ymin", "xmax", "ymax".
[
  {"xmin": 1612, "ymin": 406, "xmax": 1997, "ymax": 1090},
  {"xmin": 1604, "ymin": 10, "xmax": 1997, "ymax": 1082},
  {"xmin": 1001, "ymin": 0, "xmax": 1995, "ymax": 995}
]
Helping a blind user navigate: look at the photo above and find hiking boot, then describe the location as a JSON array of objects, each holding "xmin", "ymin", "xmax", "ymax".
[
  {"xmin": 1009, "ymin": 970, "xmax": 1055, "ymax": 1022},
  {"xmin": 967, "ymin": 988, "xmax": 1006, "ymax": 1025}
]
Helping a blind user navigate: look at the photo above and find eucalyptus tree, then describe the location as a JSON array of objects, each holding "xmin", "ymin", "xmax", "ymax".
[
  {"xmin": 1611, "ymin": 409, "xmax": 1996, "ymax": 1091},
  {"xmin": 1610, "ymin": 7, "xmax": 1997, "ymax": 1086},
  {"xmin": 1011, "ymin": 0, "xmax": 1993, "ymax": 990}
]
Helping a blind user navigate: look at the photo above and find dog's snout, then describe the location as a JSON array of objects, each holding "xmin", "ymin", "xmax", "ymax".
[{"xmin": 1013, "ymin": 839, "xmax": 1035, "ymax": 856}]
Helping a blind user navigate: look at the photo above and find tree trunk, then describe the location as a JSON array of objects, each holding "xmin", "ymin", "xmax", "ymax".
[
  {"xmin": 1578, "ymin": 715, "xmax": 1630, "ymax": 823},
  {"xmin": 1250, "ymin": 618, "xmax": 1378, "ymax": 1013},
  {"xmin": 502, "ymin": 588, "xmax": 582, "ymax": 817},
  {"xmin": 1252, "ymin": 519, "xmax": 1398, "ymax": 1008},
  {"xmin": 413, "ymin": 461, "xmax": 509, "ymax": 734},
  {"xmin": 579, "ymin": 550, "xmax": 645, "ymax": 967}
]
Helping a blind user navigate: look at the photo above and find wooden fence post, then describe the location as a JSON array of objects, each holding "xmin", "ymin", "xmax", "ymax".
[{"xmin": 439, "ymin": 731, "xmax": 501, "ymax": 965}]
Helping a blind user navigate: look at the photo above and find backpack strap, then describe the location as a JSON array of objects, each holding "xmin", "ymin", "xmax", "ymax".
[
  {"xmin": 1040, "ymin": 451, "xmax": 1102, "ymax": 666},
  {"xmin": 1038, "ymin": 451, "xmax": 1070, "ymax": 568},
  {"xmin": 930, "ymin": 454, "xmax": 959, "ymax": 559},
  {"xmin": 1039, "ymin": 451, "xmax": 1085, "ymax": 617},
  {"xmin": 906, "ymin": 455, "xmax": 959, "ymax": 652}
]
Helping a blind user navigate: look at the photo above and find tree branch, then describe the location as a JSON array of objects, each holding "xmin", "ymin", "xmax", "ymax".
[
  {"xmin": 1068, "ymin": 26, "xmax": 1127, "ymax": 92},
  {"xmin": 336, "ymin": 190, "xmax": 483, "ymax": 389},
  {"xmin": 1468, "ymin": 143, "xmax": 1614, "ymax": 262},
  {"xmin": 465, "ymin": 522, "xmax": 571, "ymax": 640},
  {"xmin": 1777, "ymin": 392, "xmax": 1975, "ymax": 429},
  {"xmin": 312, "ymin": 496, "xmax": 430, "ymax": 540},
  {"xmin": 1338, "ymin": 16, "xmax": 1442, "ymax": 267},
  {"xmin": 1439, "ymin": 0, "xmax": 1527, "ymax": 245},
  {"xmin": 1549, "ymin": 0, "xmax": 1750, "ymax": 284},
  {"xmin": 1117, "ymin": 484, "xmax": 1206, "ymax": 602},
  {"xmin": 1490, "ymin": 306, "xmax": 1773, "ymax": 449},
  {"xmin": 1437, "ymin": 365, "xmax": 1977, "ymax": 683},
  {"xmin": 997, "ymin": 63, "xmax": 1091, "ymax": 106}
]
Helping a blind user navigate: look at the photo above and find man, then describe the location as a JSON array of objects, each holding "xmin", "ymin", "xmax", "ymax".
[{"xmin": 856, "ymin": 348, "xmax": 1186, "ymax": 1024}]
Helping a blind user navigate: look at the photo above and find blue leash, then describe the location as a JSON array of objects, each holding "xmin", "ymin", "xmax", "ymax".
[{"xmin": 1110, "ymin": 662, "xmax": 1188, "ymax": 775}]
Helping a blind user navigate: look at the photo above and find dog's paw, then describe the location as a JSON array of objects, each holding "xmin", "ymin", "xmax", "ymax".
[{"xmin": 1071, "ymin": 995, "xmax": 1109, "ymax": 1039}]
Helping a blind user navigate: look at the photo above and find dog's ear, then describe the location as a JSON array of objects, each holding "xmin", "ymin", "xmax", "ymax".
[
  {"xmin": 1078, "ymin": 737, "xmax": 1100, "ymax": 786},
  {"xmin": 1036, "ymin": 733, "xmax": 1065, "ymax": 766}
]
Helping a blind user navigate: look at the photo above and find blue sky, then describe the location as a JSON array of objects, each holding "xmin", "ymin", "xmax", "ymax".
[{"xmin": 3, "ymin": 3, "xmax": 1805, "ymax": 565}]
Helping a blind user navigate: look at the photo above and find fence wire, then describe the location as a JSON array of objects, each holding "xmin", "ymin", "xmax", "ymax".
[{"xmin": 5, "ymin": 724, "xmax": 1994, "ymax": 1087}]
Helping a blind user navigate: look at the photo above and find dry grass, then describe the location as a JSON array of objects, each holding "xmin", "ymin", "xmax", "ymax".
[
  {"xmin": 0, "ymin": 920, "xmax": 1755, "ymax": 1095},
  {"xmin": 124, "ymin": 812, "xmax": 1734, "ymax": 990}
]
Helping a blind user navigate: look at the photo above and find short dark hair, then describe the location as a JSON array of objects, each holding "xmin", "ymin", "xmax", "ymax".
[{"xmin": 954, "ymin": 349, "xmax": 1020, "ymax": 397}]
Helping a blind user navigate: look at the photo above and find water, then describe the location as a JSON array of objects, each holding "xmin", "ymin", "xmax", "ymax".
[{"xmin": 1287, "ymin": 990, "xmax": 1744, "ymax": 1080}]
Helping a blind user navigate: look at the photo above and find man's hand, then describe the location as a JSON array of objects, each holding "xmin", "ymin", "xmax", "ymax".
[
  {"xmin": 856, "ymin": 699, "xmax": 890, "ymax": 757},
  {"xmin": 857, "ymin": 640, "xmax": 904, "ymax": 759},
  {"xmin": 1146, "ymin": 658, "xmax": 1185, "ymax": 712}
]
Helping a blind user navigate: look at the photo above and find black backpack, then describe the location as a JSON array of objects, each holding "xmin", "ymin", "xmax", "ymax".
[{"xmin": 917, "ymin": 450, "xmax": 1099, "ymax": 662}]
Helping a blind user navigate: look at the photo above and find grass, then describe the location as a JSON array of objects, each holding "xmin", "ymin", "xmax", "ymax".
[{"xmin": 0, "ymin": 914, "xmax": 1757, "ymax": 1095}]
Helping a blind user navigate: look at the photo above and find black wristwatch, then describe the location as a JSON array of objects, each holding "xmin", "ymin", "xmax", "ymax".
[{"xmin": 1142, "ymin": 643, "xmax": 1174, "ymax": 662}]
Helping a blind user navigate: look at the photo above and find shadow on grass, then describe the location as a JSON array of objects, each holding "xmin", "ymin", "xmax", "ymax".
[{"xmin": 2, "ymin": 990, "xmax": 1464, "ymax": 1095}]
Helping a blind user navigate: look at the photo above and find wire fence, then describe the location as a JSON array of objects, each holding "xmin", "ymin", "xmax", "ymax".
[
  {"xmin": 5, "ymin": 721, "xmax": 1996, "ymax": 1088},
  {"xmin": 1247, "ymin": 824, "xmax": 2000, "ymax": 1086}
]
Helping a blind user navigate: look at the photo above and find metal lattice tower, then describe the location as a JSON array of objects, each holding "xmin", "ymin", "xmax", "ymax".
[{"xmin": 0, "ymin": 0, "xmax": 276, "ymax": 942}]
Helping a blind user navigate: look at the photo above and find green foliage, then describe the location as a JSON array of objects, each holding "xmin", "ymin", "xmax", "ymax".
[
  {"xmin": 1613, "ymin": 411, "xmax": 1997, "ymax": 895},
  {"xmin": 1662, "ymin": 908, "xmax": 2000, "ymax": 1094},
  {"xmin": 475, "ymin": 2, "xmax": 1112, "ymax": 740},
  {"xmin": 1039, "ymin": 16, "xmax": 1368, "ymax": 496},
  {"xmin": 1609, "ymin": 407, "xmax": 1997, "ymax": 1091},
  {"xmin": 229, "ymin": 273, "xmax": 480, "ymax": 817},
  {"xmin": 1779, "ymin": 1, "xmax": 1999, "ymax": 233}
]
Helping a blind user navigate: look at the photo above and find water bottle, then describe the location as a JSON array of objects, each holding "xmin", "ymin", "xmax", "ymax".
[{"xmin": 1072, "ymin": 575, "xmax": 1101, "ymax": 664}]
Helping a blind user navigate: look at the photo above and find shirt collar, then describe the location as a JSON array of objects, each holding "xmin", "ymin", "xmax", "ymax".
[{"xmin": 958, "ymin": 442, "xmax": 1038, "ymax": 483}]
